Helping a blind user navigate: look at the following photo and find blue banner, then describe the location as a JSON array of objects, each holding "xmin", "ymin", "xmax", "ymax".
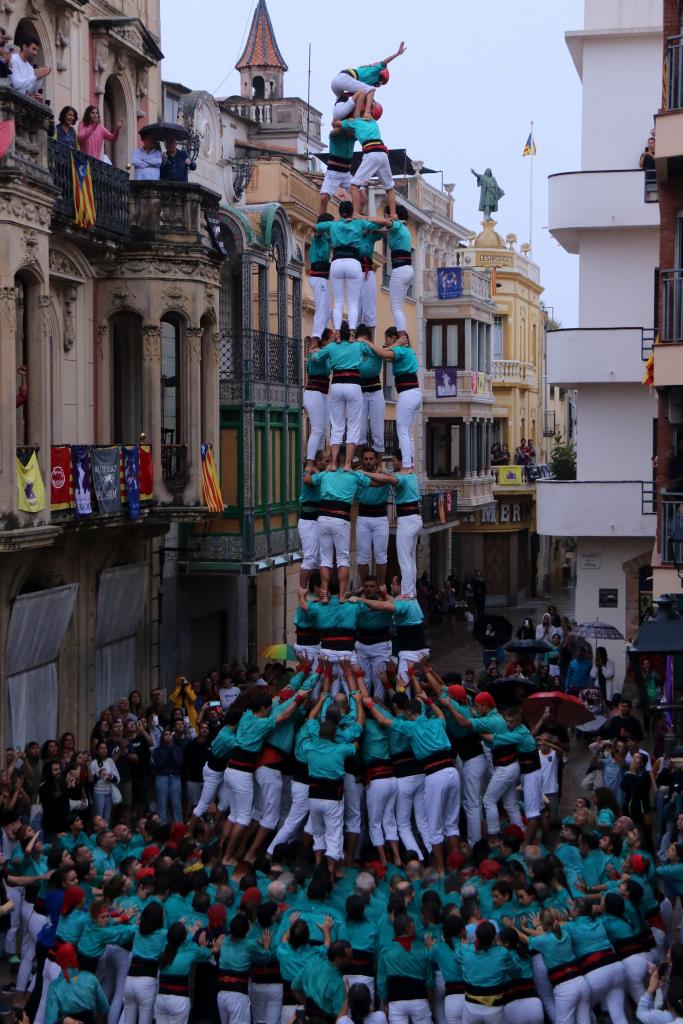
[
  {"xmin": 122, "ymin": 445, "xmax": 140, "ymax": 521},
  {"xmin": 436, "ymin": 267, "xmax": 462, "ymax": 299}
]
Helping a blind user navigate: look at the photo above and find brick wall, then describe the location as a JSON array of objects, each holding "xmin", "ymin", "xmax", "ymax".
[{"xmin": 623, "ymin": 549, "xmax": 653, "ymax": 642}]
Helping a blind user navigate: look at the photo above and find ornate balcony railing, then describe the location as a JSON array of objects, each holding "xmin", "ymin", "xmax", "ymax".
[
  {"xmin": 661, "ymin": 269, "xmax": 683, "ymax": 343},
  {"xmin": 491, "ymin": 359, "xmax": 536, "ymax": 384},
  {"xmin": 218, "ymin": 328, "xmax": 302, "ymax": 393},
  {"xmin": 661, "ymin": 491, "xmax": 683, "ymax": 564},
  {"xmin": 160, "ymin": 443, "xmax": 188, "ymax": 493},
  {"xmin": 48, "ymin": 138, "xmax": 129, "ymax": 239}
]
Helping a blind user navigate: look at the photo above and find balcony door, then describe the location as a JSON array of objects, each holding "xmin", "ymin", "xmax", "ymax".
[
  {"xmin": 112, "ymin": 313, "xmax": 142, "ymax": 444},
  {"xmin": 103, "ymin": 76, "xmax": 128, "ymax": 169}
]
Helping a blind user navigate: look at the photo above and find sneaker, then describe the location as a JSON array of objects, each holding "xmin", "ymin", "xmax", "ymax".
[{"xmin": 1, "ymin": 983, "xmax": 15, "ymax": 995}]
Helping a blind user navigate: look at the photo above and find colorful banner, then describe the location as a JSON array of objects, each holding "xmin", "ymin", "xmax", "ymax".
[
  {"xmin": 70, "ymin": 151, "xmax": 96, "ymax": 228},
  {"xmin": 16, "ymin": 452, "xmax": 46, "ymax": 513},
  {"xmin": 496, "ymin": 465, "xmax": 525, "ymax": 485},
  {"xmin": 201, "ymin": 443, "xmax": 224, "ymax": 513},
  {"xmin": 436, "ymin": 267, "xmax": 462, "ymax": 299},
  {"xmin": 438, "ymin": 494, "xmax": 446, "ymax": 524},
  {"xmin": 71, "ymin": 445, "xmax": 93, "ymax": 515},
  {"xmin": 122, "ymin": 446, "xmax": 140, "ymax": 520},
  {"xmin": 470, "ymin": 371, "xmax": 478, "ymax": 394},
  {"xmin": 51, "ymin": 445, "xmax": 73, "ymax": 511},
  {"xmin": 139, "ymin": 444, "xmax": 153, "ymax": 501},
  {"xmin": 477, "ymin": 372, "xmax": 486, "ymax": 394},
  {"xmin": 445, "ymin": 491, "xmax": 453, "ymax": 515},
  {"xmin": 435, "ymin": 368, "xmax": 457, "ymax": 398},
  {"xmin": 92, "ymin": 446, "xmax": 121, "ymax": 514}
]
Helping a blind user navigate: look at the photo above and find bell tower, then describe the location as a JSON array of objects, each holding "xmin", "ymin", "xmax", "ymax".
[{"xmin": 235, "ymin": 0, "xmax": 288, "ymax": 100}]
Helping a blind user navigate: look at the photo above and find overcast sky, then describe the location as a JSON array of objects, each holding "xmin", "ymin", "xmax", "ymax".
[{"xmin": 160, "ymin": 0, "xmax": 585, "ymax": 325}]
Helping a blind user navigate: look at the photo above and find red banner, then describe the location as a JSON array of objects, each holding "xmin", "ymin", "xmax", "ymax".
[
  {"xmin": 139, "ymin": 444, "xmax": 153, "ymax": 501},
  {"xmin": 50, "ymin": 445, "xmax": 73, "ymax": 510}
]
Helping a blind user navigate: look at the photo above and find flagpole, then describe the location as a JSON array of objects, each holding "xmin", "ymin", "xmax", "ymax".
[{"xmin": 528, "ymin": 120, "xmax": 534, "ymax": 254}]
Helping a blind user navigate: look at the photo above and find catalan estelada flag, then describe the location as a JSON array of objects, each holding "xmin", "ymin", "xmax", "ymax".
[
  {"xmin": 642, "ymin": 333, "xmax": 659, "ymax": 386},
  {"xmin": 201, "ymin": 443, "xmax": 224, "ymax": 513},
  {"xmin": 522, "ymin": 131, "xmax": 536, "ymax": 157},
  {"xmin": 70, "ymin": 151, "xmax": 96, "ymax": 228}
]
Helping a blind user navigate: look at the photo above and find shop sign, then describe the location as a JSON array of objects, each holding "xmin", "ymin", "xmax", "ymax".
[
  {"xmin": 580, "ymin": 553, "xmax": 601, "ymax": 570},
  {"xmin": 461, "ymin": 500, "xmax": 530, "ymax": 527}
]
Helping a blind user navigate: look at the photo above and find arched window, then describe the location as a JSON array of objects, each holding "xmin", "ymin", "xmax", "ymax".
[
  {"xmin": 14, "ymin": 276, "xmax": 29, "ymax": 446},
  {"xmin": 112, "ymin": 312, "xmax": 142, "ymax": 443},
  {"xmin": 161, "ymin": 316, "xmax": 182, "ymax": 444},
  {"xmin": 13, "ymin": 20, "xmax": 49, "ymax": 102},
  {"xmin": 252, "ymin": 75, "xmax": 265, "ymax": 99}
]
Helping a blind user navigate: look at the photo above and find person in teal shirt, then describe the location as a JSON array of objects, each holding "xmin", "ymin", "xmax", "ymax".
[
  {"xmin": 155, "ymin": 920, "xmax": 220, "ymax": 1016},
  {"xmin": 330, "ymin": 42, "xmax": 406, "ymax": 120},
  {"xmin": 376, "ymin": 913, "xmax": 434, "ymax": 1011},
  {"xmin": 76, "ymin": 900, "xmax": 135, "ymax": 971},
  {"xmin": 292, "ymin": 938, "xmax": 351, "ymax": 1020},
  {"xmin": 217, "ymin": 913, "xmax": 273, "ymax": 1023},
  {"xmin": 314, "ymin": 206, "xmax": 379, "ymax": 337},
  {"xmin": 334, "ymin": 112, "xmax": 397, "ymax": 218},
  {"xmin": 320, "ymin": 133, "xmax": 355, "ymax": 214},
  {"xmin": 277, "ymin": 916, "xmax": 329, "ymax": 1020},
  {"xmin": 44, "ymin": 944, "xmax": 109, "ymax": 1024}
]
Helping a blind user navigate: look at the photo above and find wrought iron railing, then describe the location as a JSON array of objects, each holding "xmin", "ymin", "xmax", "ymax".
[
  {"xmin": 661, "ymin": 269, "xmax": 683, "ymax": 342},
  {"xmin": 47, "ymin": 139, "xmax": 129, "ymax": 239},
  {"xmin": 642, "ymin": 480, "xmax": 657, "ymax": 515},
  {"xmin": 161, "ymin": 444, "xmax": 188, "ymax": 492},
  {"xmin": 667, "ymin": 35, "xmax": 683, "ymax": 110},
  {"xmin": 218, "ymin": 328, "xmax": 302, "ymax": 387},
  {"xmin": 662, "ymin": 490, "xmax": 683, "ymax": 563}
]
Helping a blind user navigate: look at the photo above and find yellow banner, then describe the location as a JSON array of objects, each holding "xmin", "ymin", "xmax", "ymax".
[
  {"xmin": 496, "ymin": 465, "xmax": 525, "ymax": 485},
  {"xmin": 17, "ymin": 452, "xmax": 46, "ymax": 513},
  {"xmin": 477, "ymin": 372, "xmax": 486, "ymax": 393}
]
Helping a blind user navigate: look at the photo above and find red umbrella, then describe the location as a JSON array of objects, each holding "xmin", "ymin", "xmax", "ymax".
[{"xmin": 521, "ymin": 691, "xmax": 594, "ymax": 728}]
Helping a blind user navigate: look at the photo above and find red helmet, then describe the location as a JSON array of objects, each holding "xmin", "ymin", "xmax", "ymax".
[
  {"xmin": 371, "ymin": 102, "xmax": 383, "ymax": 121},
  {"xmin": 378, "ymin": 67, "xmax": 390, "ymax": 85}
]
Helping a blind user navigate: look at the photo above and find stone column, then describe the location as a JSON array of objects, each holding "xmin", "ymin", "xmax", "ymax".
[
  {"xmin": 185, "ymin": 326, "xmax": 203, "ymax": 504},
  {"xmin": 27, "ymin": 293, "xmax": 52, "ymax": 525},
  {"xmin": 202, "ymin": 327, "xmax": 221, "ymax": 458},
  {"xmin": 141, "ymin": 324, "xmax": 171, "ymax": 502},
  {"xmin": 95, "ymin": 321, "xmax": 110, "ymax": 445},
  {"xmin": 0, "ymin": 286, "xmax": 17, "ymax": 516},
  {"xmin": 463, "ymin": 419, "xmax": 471, "ymax": 478},
  {"xmin": 479, "ymin": 420, "xmax": 486, "ymax": 477},
  {"xmin": 486, "ymin": 420, "xmax": 493, "ymax": 475}
]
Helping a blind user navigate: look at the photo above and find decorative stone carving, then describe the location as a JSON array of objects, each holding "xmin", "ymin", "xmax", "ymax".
[
  {"xmin": 93, "ymin": 258, "xmax": 220, "ymax": 285},
  {"xmin": 93, "ymin": 39, "xmax": 109, "ymax": 95},
  {"xmin": 187, "ymin": 327, "xmax": 202, "ymax": 364},
  {"xmin": 0, "ymin": 286, "xmax": 16, "ymax": 323},
  {"xmin": 136, "ymin": 68, "xmax": 148, "ymax": 118},
  {"xmin": 28, "ymin": 0, "xmax": 44, "ymax": 12},
  {"xmin": 0, "ymin": 2, "xmax": 15, "ymax": 15},
  {"xmin": 20, "ymin": 230, "xmax": 41, "ymax": 274},
  {"xmin": 161, "ymin": 286, "xmax": 188, "ymax": 311},
  {"xmin": 141, "ymin": 325, "xmax": 161, "ymax": 361},
  {"xmin": 115, "ymin": 49, "xmax": 128, "ymax": 73},
  {"xmin": 111, "ymin": 288, "xmax": 132, "ymax": 308},
  {"xmin": 62, "ymin": 285, "xmax": 78, "ymax": 353},
  {"xmin": 38, "ymin": 293, "xmax": 52, "ymax": 343},
  {"xmin": 95, "ymin": 321, "xmax": 108, "ymax": 359},
  {"xmin": 55, "ymin": 11, "xmax": 71, "ymax": 72},
  {"xmin": 0, "ymin": 194, "xmax": 51, "ymax": 228},
  {"xmin": 49, "ymin": 249, "xmax": 85, "ymax": 281}
]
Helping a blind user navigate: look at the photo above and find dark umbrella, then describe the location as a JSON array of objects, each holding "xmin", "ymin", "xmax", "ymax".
[
  {"xmin": 139, "ymin": 121, "xmax": 192, "ymax": 143},
  {"xmin": 505, "ymin": 638, "xmax": 554, "ymax": 655},
  {"xmin": 473, "ymin": 615, "xmax": 513, "ymax": 647},
  {"xmin": 574, "ymin": 620, "xmax": 625, "ymax": 641},
  {"xmin": 521, "ymin": 691, "xmax": 594, "ymax": 728},
  {"xmin": 483, "ymin": 675, "xmax": 538, "ymax": 707}
]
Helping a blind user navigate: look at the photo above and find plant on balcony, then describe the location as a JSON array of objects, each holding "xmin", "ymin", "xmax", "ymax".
[{"xmin": 549, "ymin": 433, "xmax": 576, "ymax": 480}]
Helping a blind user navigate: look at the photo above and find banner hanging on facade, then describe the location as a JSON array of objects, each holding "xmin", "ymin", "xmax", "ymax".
[
  {"xmin": 51, "ymin": 446, "xmax": 73, "ymax": 511},
  {"xmin": 121, "ymin": 446, "xmax": 140, "ymax": 520},
  {"xmin": 71, "ymin": 445, "xmax": 93, "ymax": 515},
  {"xmin": 92, "ymin": 446, "xmax": 121, "ymax": 514},
  {"xmin": 16, "ymin": 452, "xmax": 46, "ymax": 513}
]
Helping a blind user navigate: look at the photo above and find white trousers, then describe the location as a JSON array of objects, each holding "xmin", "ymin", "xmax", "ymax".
[
  {"xmin": 521, "ymin": 768, "xmax": 543, "ymax": 819},
  {"xmin": 193, "ymin": 763, "xmax": 228, "ymax": 818},
  {"xmin": 155, "ymin": 993, "xmax": 190, "ymax": 1024},
  {"xmin": 329, "ymin": 381, "xmax": 363, "ymax": 445},
  {"xmin": 356, "ymin": 515, "xmax": 389, "ymax": 567},
  {"xmin": 298, "ymin": 518, "xmax": 320, "ymax": 571},
  {"xmin": 583, "ymin": 962, "xmax": 628, "ymax": 1024},
  {"xmin": 352, "ymin": 151, "xmax": 395, "ymax": 191},
  {"xmin": 355, "ymin": 639, "xmax": 392, "ymax": 700},
  {"xmin": 100, "ymin": 944, "xmax": 131, "ymax": 1024},
  {"xmin": 331, "ymin": 72, "xmax": 373, "ymax": 97},
  {"xmin": 293, "ymin": 644, "xmax": 320, "ymax": 669},
  {"xmin": 251, "ymin": 982, "xmax": 283, "ymax": 1024},
  {"xmin": 309, "ymin": 276, "xmax": 330, "ymax": 339},
  {"xmin": 345, "ymin": 975, "xmax": 375, "ymax": 1001},
  {"xmin": 366, "ymin": 775, "xmax": 398, "ymax": 845},
  {"xmin": 389, "ymin": 265, "xmax": 414, "ymax": 333},
  {"xmin": 483, "ymin": 762, "xmax": 522, "ymax": 835},
  {"xmin": 217, "ymin": 990, "xmax": 251, "ymax": 1024},
  {"xmin": 303, "ymin": 390, "xmax": 329, "ymax": 461},
  {"xmin": 445, "ymin": 993, "xmax": 465, "ymax": 1024},
  {"xmin": 396, "ymin": 773, "xmax": 432, "ymax": 856},
  {"xmin": 268, "ymin": 780, "xmax": 309, "ymax": 853},
  {"xmin": 396, "ymin": 388, "xmax": 422, "ymax": 467},
  {"xmin": 321, "ymin": 166, "xmax": 353, "ymax": 197},
  {"xmin": 503, "ymin": 998, "xmax": 544, "ymax": 1024},
  {"xmin": 308, "ymin": 796, "xmax": 344, "ymax": 861},
  {"xmin": 460, "ymin": 753, "xmax": 488, "ymax": 845},
  {"xmin": 531, "ymin": 957, "xmax": 554, "ymax": 1020},
  {"xmin": 462, "ymin": 1002, "xmax": 504, "ymax": 1024},
  {"xmin": 396, "ymin": 514, "xmax": 422, "ymax": 597},
  {"xmin": 226, "ymin": 767, "xmax": 255, "ymax": 827},
  {"xmin": 318, "ymin": 514, "xmax": 351, "ymax": 568},
  {"xmin": 388, "ymin": 998, "xmax": 433, "ymax": 1024},
  {"xmin": 359, "ymin": 268, "xmax": 377, "ymax": 326},
  {"xmin": 424, "ymin": 764, "xmax": 460, "ymax": 845},
  {"xmin": 33, "ymin": 957, "xmax": 60, "ymax": 1024},
  {"xmin": 330, "ymin": 258, "xmax": 362, "ymax": 329},
  {"xmin": 5, "ymin": 884, "xmax": 22, "ymax": 951},
  {"xmin": 360, "ymin": 390, "xmax": 386, "ymax": 452},
  {"xmin": 622, "ymin": 952, "xmax": 649, "ymax": 1003},
  {"xmin": 553, "ymin": 977, "xmax": 591, "ymax": 1024},
  {"xmin": 17, "ymin": 904, "xmax": 47, "ymax": 992},
  {"xmin": 344, "ymin": 772, "xmax": 363, "ymax": 832},
  {"xmin": 398, "ymin": 648, "xmax": 431, "ymax": 685},
  {"xmin": 332, "ymin": 97, "xmax": 355, "ymax": 121},
  {"xmin": 123, "ymin": 975, "xmax": 158, "ymax": 1024},
  {"xmin": 254, "ymin": 765, "xmax": 283, "ymax": 830}
]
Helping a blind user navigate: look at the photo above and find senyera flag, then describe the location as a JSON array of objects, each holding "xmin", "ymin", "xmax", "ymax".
[
  {"xmin": 201, "ymin": 443, "xmax": 224, "ymax": 513},
  {"xmin": 70, "ymin": 151, "xmax": 96, "ymax": 228}
]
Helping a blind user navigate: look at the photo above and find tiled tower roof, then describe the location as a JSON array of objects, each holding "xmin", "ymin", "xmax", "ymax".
[{"xmin": 235, "ymin": 0, "xmax": 288, "ymax": 71}]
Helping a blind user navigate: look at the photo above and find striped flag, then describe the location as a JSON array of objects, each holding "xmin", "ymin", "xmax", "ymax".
[
  {"xmin": 663, "ymin": 53, "xmax": 669, "ymax": 111},
  {"xmin": 201, "ymin": 443, "xmax": 224, "ymax": 513},
  {"xmin": 522, "ymin": 131, "xmax": 536, "ymax": 157},
  {"xmin": 70, "ymin": 151, "xmax": 96, "ymax": 228}
]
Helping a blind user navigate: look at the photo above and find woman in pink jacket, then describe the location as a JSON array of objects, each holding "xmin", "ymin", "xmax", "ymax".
[{"xmin": 77, "ymin": 105, "xmax": 123, "ymax": 161}]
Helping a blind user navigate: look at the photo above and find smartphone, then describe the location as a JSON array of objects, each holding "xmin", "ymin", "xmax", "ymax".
[{"xmin": 208, "ymin": 701, "xmax": 221, "ymax": 709}]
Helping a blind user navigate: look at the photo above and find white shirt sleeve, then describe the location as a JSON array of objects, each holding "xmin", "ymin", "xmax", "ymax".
[{"xmin": 9, "ymin": 54, "xmax": 39, "ymax": 95}]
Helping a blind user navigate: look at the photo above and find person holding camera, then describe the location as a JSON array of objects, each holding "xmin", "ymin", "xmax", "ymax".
[{"xmin": 170, "ymin": 676, "xmax": 198, "ymax": 732}]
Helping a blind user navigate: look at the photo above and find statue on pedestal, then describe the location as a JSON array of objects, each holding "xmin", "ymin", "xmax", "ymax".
[{"xmin": 471, "ymin": 167, "xmax": 504, "ymax": 220}]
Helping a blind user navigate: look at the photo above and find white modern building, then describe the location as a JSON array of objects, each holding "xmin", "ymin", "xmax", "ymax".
[{"xmin": 536, "ymin": 0, "xmax": 661, "ymax": 661}]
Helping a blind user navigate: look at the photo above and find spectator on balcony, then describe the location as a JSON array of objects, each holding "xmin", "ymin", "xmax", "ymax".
[
  {"xmin": 515, "ymin": 439, "xmax": 528, "ymax": 466},
  {"xmin": 55, "ymin": 106, "xmax": 77, "ymax": 148},
  {"xmin": 526, "ymin": 438, "xmax": 537, "ymax": 464},
  {"xmin": 160, "ymin": 135, "xmax": 196, "ymax": 183},
  {"xmin": 77, "ymin": 105, "xmax": 122, "ymax": 161},
  {"xmin": 131, "ymin": 131, "xmax": 162, "ymax": 181},
  {"xmin": 639, "ymin": 134, "xmax": 656, "ymax": 172},
  {"xmin": 0, "ymin": 28, "xmax": 11, "ymax": 79},
  {"xmin": 10, "ymin": 36, "xmax": 51, "ymax": 97},
  {"xmin": 499, "ymin": 443, "xmax": 510, "ymax": 464}
]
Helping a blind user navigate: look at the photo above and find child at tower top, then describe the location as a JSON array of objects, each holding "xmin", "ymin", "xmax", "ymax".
[
  {"xmin": 332, "ymin": 107, "xmax": 397, "ymax": 219},
  {"xmin": 330, "ymin": 41, "xmax": 406, "ymax": 121}
]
